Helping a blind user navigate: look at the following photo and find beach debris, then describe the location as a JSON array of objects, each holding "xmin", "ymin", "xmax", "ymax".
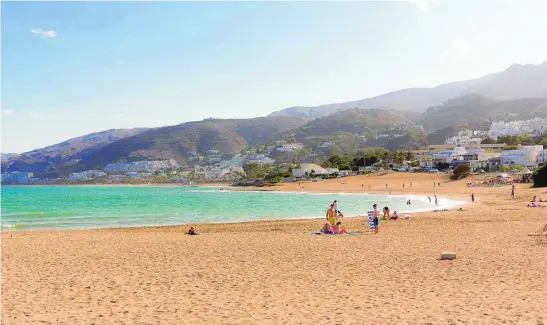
[{"xmin": 440, "ymin": 252, "xmax": 457, "ymax": 260}]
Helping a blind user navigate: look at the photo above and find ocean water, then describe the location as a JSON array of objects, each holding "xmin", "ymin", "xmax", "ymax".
[{"xmin": 1, "ymin": 186, "xmax": 463, "ymax": 231}]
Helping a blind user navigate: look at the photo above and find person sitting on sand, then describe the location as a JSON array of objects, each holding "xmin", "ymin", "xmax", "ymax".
[
  {"xmin": 321, "ymin": 223, "xmax": 334, "ymax": 234},
  {"xmin": 332, "ymin": 221, "xmax": 348, "ymax": 235},
  {"xmin": 326, "ymin": 204, "xmax": 337, "ymax": 226},
  {"xmin": 531, "ymin": 196, "xmax": 537, "ymax": 203},
  {"xmin": 187, "ymin": 226, "xmax": 200, "ymax": 235},
  {"xmin": 391, "ymin": 211, "xmax": 399, "ymax": 220}
]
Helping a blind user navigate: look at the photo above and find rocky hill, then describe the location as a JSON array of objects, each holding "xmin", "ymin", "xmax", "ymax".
[
  {"xmin": 286, "ymin": 109, "xmax": 420, "ymax": 141},
  {"xmin": 1, "ymin": 128, "xmax": 148, "ymax": 176},
  {"xmin": 3, "ymin": 117, "xmax": 307, "ymax": 177}
]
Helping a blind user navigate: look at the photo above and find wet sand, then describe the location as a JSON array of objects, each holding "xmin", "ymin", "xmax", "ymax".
[{"xmin": 2, "ymin": 173, "xmax": 546, "ymax": 324}]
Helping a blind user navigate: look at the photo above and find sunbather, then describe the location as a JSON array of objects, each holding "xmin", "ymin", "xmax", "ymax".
[
  {"xmin": 321, "ymin": 223, "xmax": 334, "ymax": 234},
  {"xmin": 187, "ymin": 226, "xmax": 200, "ymax": 235}
]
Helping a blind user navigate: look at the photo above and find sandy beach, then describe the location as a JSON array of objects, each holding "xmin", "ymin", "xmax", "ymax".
[{"xmin": 2, "ymin": 173, "xmax": 546, "ymax": 324}]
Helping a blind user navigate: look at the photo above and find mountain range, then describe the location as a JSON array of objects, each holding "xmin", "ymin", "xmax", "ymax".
[
  {"xmin": 269, "ymin": 61, "xmax": 547, "ymax": 120},
  {"xmin": 2, "ymin": 61, "xmax": 547, "ymax": 177}
]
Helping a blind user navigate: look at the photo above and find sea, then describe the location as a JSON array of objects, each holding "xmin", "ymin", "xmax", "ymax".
[{"xmin": 1, "ymin": 186, "xmax": 464, "ymax": 231}]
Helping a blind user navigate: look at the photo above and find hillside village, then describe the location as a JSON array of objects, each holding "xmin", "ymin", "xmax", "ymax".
[{"xmin": 3, "ymin": 119, "xmax": 547, "ymax": 185}]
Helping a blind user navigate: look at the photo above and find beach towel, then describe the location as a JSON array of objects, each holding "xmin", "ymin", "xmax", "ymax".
[
  {"xmin": 367, "ymin": 211, "xmax": 376, "ymax": 230},
  {"xmin": 308, "ymin": 232, "xmax": 356, "ymax": 236}
]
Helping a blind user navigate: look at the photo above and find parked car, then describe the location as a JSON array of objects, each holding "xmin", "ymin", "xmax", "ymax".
[{"xmin": 428, "ymin": 169, "xmax": 439, "ymax": 173}]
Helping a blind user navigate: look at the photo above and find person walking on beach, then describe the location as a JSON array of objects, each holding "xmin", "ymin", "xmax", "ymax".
[
  {"xmin": 372, "ymin": 204, "xmax": 379, "ymax": 234},
  {"xmin": 471, "ymin": 193, "xmax": 475, "ymax": 203},
  {"xmin": 410, "ymin": 181, "xmax": 412, "ymax": 188},
  {"xmin": 511, "ymin": 186, "xmax": 515, "ymax": 199},
  {"xmin": 428, "ymin": 196, "xmax": 432, "ymax": 203},
  {"xmin": 403, "ymin": 182, "xmax": 405, "ymax": 189},
  {"xmin": 434, "ymin": 195, "xmax": 438, "ymax": 206}
]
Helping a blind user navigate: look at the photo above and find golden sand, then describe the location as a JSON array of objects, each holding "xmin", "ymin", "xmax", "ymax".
[{"xmin": 2, "ymin": 173, "xmax": 547, "ymax": 324}]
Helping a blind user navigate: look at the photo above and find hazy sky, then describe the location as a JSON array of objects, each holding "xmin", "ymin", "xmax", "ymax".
[{"xmin": 2, "ymin": 0, "xmax": 547, "ymax": 153}]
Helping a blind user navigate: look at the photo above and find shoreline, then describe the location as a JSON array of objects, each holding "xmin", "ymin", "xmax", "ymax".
[{"xmin": 2, "ymin": 182, "xmax": 467, "ymax": 233}]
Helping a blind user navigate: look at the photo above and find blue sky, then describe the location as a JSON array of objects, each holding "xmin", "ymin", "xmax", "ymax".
[{"xmin": 2, "ymin": 0, "xmax": 547, "ymax": 153}]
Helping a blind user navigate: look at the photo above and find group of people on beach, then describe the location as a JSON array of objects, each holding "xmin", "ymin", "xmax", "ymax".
[
  {"xmin": 322, "ymin": 199, "xmax": 407, "ymax": 235},
  {"xmin": 322, "ymin": 200, "xmax": 349, "ymax": 234}
]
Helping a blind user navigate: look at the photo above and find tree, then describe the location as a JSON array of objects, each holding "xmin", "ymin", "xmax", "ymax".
[
  {"xmin": 243, "ymin": 163, "xmax": 271, "ymax": 179},
  {"xmin": 394, "ymin": 151, "xmax": 406, "ymax": 165},
  {"xmin": 481, "ymin": 137, "xmax": 496, "ymax": 144},
  {"xmin": 435, "ymin": 162, "xmax": 450, "ymax": 170},
  {"xmin": 451, "ymin": 163, "xmax": 471, "ymax": 180},
  {"xmin": 532, "ymin": 164, "xmax": 547, "ymax": 187},
  {"xmin": 538, "ymin": 137, "xmax": 547, "ymax": 149}
]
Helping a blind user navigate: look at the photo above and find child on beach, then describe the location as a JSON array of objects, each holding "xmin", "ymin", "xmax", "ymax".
[
  {"xmin": 382, "ymin": 206, "xmax": 390, "ymax": 220},
  {"xmin": 332, "ymin": 221, "xmax": 348, "ymax": 235},
  {"xmin": 391, "ymin": 211, "xmax": 399, "ymax": 220}
]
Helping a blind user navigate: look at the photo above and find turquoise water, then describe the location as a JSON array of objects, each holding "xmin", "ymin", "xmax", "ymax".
[{"xmin": 1, "ymin": 186, "xmax": 462, "ymax": 231}]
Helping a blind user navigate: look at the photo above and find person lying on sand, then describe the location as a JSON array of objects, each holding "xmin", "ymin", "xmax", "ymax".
[
  {"xmin": 527, "ymin": 202, "xmax": 543, "ymax": 208},
  {"xmin": 332, "ymin": 221, "xmax": 348, "ymax": 235},
  {"xmin": 187, "ymin": 226, "xmax": 200, "ymax": 235}
]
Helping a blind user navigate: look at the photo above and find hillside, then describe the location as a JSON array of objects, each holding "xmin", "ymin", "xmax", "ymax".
[
  {"xmin": 269, "ymin": 61, "xmax": 547, "ymax": 119},
  {"xmin": 418, "ymin": 95, "xmax": 547, "ymax": 132},
  {"xmin": 1, "ymin": 153, "xmax": 19, "ymax": 163},
  {"xmin": 1, "ymin": 128, "xmax": 148, "ymax": 176},
  {"xmin": 285, "ymin": 109, "xmax": 420, "ymax": 141},
  {"xmin": 30, "ymin": 116, "xmax": 306, "ymax": 176}
]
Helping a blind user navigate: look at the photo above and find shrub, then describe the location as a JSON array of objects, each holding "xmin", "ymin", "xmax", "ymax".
[
  {"xmin": 532, "ymin": 164, "xmax": 547, "ymax": 188},
  {"xmin": 451, "ymin": 163, "xmax": 471, "ymax": 180}
]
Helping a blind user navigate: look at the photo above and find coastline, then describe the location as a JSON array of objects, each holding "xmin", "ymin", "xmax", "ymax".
[
  {"xmin": 2, "ymin": 174, "xmax": 467, "ymax": 232},
  {"xmin": 3, "ymin": 173, "xmax": 546, "ymax": 324}
]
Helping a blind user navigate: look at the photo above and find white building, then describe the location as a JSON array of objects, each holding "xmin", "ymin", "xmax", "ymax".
[
  {"xmin": 292, "ymin": 164, "xmax": 339, "ymax": 178},
  {"xmin": 445, "ymin": 129, "xmax": 489, "ymax": 145},
  {"xmin": 104, "ymin": 159, "xmax": 180, "ymax": 173},
  {"xmin": 68, "ymin": 170, "xmax": 107, "ymax": 181},
  {"xmin": 501, "ymin": 145, "xmax": 544, "ymax": 168},
  {"xmin": 489, "ymin": 118, "xmax": 547, "ymax": 139},
  {"xmin": 277, "ymin": 143, "xmax": 304, "ymax": 152}
]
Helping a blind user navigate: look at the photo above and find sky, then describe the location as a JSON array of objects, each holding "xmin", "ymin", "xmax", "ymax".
[{"xmin": 2, "ymin": 0, "xmax": 547, "ymax": 153}]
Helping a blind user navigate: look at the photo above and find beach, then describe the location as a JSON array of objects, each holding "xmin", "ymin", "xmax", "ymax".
[{"xmin": 2, "ymin": 173, "xmax": 547, "ymax": 324}]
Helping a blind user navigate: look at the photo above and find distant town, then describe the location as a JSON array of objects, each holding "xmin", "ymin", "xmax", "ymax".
[{"xmin": 3, "ymin": 117, "xmax": 546, "ymax": 186}]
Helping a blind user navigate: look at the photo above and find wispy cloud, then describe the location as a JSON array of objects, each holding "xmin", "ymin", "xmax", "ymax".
[
  {"xmin": 445, "ymin": 39, "xmax": 472, "ymax": 59},
  {"xmin": 408, "ymin": 0, "xmax": 433, "ymax": 11},
  {"xmin": 31, "ymin": 28, "xmax": 57, "ymax": 39},
  {"xmin": 30, "ymin": 112, "xmax": 45, "ymax": 119},
  {"xmin": 2, "ymin": 109, "xmax": 15, "ymax": 116}
]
